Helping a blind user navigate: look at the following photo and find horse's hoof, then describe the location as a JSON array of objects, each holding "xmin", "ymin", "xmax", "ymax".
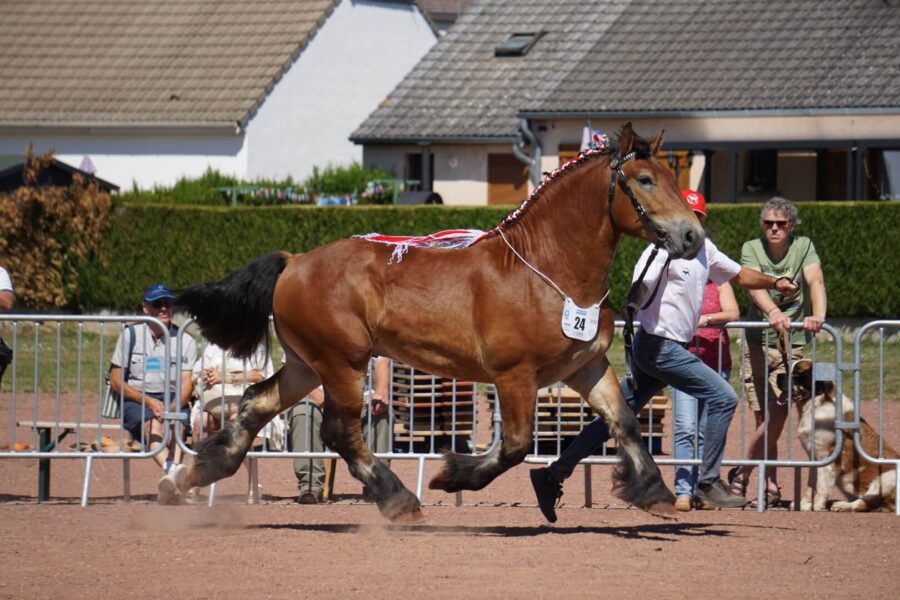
[
  {"xmin": 427, "ymin": 472, "xmax": 445, "ymax": 491},
  {"xmin": 644, "ymin": 501, "xmax": 680, "ymax": 520},
  {"xmin": 390, "ymin": 508, "xmax": 425, "ymax": 524}
]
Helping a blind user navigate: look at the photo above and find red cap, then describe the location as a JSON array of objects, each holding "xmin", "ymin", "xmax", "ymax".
[{"xmin": 681, "ymin": 189, "xmax": 706, "ymax": 216}]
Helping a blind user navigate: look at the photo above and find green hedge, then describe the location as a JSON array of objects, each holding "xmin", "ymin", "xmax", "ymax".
[{"xmin": 79, "ymin": 201, "xmax": 900, "ymax": 317}]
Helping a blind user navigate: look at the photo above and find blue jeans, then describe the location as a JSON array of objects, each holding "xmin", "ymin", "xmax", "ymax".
[
  {"xmin": 671, "ymin": 369, "xmax": 730, "ymax": 497},
  {"xmin": 548, "ymin": 330, "xmax": 738, "ymax": 487}
]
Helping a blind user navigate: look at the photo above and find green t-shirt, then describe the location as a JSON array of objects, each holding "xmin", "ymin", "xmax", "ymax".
[{"xmin": 741, "ymin": 235, "xmax": 820, "ymax": 346}]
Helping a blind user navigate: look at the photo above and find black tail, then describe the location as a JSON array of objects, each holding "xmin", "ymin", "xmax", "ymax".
[{"xmin": 175, "ymin": 251, "xmax": 289, "ymax": 359}]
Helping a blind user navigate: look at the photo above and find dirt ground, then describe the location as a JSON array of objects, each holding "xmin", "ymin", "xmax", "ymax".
[{"xmin": 2, "ymin": 394, "xmax": 900, "ymax": 599}]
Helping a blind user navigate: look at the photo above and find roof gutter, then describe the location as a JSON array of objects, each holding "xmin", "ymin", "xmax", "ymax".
[
  {"xmin": 350, "ymin": 134, "xmax": 517, "ymax": 145},
  {"xmin": 518, "ymin": 106, "xmax": 900, "ymax": 120},
  {"xmin": 511, "ymin": 118, "xmax": 542, "ymax": 188},
  {"xmin": 0, "ymin": 121, "xmax": 243, "ymax": 134}
]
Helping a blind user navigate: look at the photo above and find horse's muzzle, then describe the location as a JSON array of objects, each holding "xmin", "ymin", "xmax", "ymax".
[{"xmin": 665, "ymin": 221, "xmax": 705, "ymax": 259}]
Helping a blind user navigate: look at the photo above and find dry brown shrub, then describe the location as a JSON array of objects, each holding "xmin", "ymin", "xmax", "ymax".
[{"xmin": 0, "ymin": 146, "xmax": 111, "ymax": 309}]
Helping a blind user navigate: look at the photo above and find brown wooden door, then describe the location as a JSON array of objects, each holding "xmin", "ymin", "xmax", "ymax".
[{"xmin": 488, "ymin": 153, "xmax": 528, "ymax": 205}]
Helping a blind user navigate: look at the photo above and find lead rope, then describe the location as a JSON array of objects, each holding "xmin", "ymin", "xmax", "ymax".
[
  {"xmin": 498, "ymin": 228, "xmax": 610, "ymax": 306},
  {"xmin": 622, "ymin": 247, "xmax": 671, "ymax": 390}
]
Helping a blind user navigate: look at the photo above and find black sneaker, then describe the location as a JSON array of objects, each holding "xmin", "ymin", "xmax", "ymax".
[
  {"xmin": 695, "ymin": 479, "xmax": 749, "ymax": 509},
  {"xmin": 530, "ymin": 467, "xmax": 563, "ymax": 523}
]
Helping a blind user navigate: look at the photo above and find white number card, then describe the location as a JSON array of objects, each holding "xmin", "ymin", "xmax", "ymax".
[{"xmin": 561, "ymin": 297, "xmax": 600, "ymax": 341}]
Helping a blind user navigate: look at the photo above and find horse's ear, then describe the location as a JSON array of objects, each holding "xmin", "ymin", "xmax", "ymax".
[
  {"xmin": 649, "ymin": 130, "xmax": 665, "ymax": 155},
  {"xmin": 619, "ymin": 122, "xmax": 635, "ymax": 154}
]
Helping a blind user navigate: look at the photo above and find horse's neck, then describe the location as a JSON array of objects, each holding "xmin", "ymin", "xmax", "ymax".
[{"xmin": 501, "ymin": 160, "xmax": 619, "ymax": 305}]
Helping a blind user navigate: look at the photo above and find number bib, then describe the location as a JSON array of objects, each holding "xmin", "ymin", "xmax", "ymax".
[{"xmin": 561, "ymin": 297, "xmax": 600, "ymax": 341}]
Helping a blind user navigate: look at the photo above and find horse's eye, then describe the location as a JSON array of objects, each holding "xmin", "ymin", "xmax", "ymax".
[{"xmin": 637, "ymin": 176, "xmax": 653, "ymax": 186}]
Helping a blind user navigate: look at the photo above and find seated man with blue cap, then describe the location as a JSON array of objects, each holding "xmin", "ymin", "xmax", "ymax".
[{"xmin": 108, "ymin": 283, "xmax": 197, "ymax": 499}]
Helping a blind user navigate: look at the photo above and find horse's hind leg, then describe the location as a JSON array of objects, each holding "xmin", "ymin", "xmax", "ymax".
[
  {"xmin": 429, "ymin": 370, "xmax": 536, "ymax": 492},
  {"xmin": 566, "ymin": 357, "xmax": 676, "ymax": 518},
  {"xmin": 319, "ymin": 363, "xmax": 422, "ymax": 522},
  {"xmin": 179, "ymin": 359, "xmax": 321, "ymax": 492}
]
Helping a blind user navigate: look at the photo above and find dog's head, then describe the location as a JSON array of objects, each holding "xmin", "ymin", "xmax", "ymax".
[{"xmin": 777, "ymin": 359, "xmax": 835, "ymax": 406}]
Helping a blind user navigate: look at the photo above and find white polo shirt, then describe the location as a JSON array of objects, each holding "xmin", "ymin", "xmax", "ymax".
[
  {"xmin": 111, "ymin": 323, "xmax": 197, "ymax": 395},
  {"xmin": 634, "ymin": 238, "xmax": 741, "ymax": 343},
  {"xmin": 0, "ymin": 267, "xmax": 12, "ymax": 293}
]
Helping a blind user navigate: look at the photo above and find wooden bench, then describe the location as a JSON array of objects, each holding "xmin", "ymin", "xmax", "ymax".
[{"xmin": 16, "ymin": 420, "xmax": 128, "ymax": 503}]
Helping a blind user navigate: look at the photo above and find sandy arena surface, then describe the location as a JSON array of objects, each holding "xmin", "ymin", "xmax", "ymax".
[{"xmin": 2, "ymin": 394, "xmax": 899, "ymax": 599}]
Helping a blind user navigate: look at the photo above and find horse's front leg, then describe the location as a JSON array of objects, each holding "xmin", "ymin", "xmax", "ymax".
[
  {"xmin": 430, "ymin": 370, "xmax": 536, "ymax": 492},
  {"xmin": 566, "ymin": 357, "xmax": 676, "ymax": 518},
  {"xmin": 318, "ymin": 364, "xmax": 423, "ymax": 522}
]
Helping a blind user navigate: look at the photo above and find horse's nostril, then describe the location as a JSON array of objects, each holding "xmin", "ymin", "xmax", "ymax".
[{"xmin": 684, "ymin": 229, "xmax": 695, "ymax": 246}]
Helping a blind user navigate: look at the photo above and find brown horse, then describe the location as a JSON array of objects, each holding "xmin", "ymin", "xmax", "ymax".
[{"xmin": 169, "ymin": 123, "xmax": 704, "ymax": 521}]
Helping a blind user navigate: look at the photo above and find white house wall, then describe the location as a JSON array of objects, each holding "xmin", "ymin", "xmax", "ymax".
[
  {"xmin": 246, "ymin": 0, "xmax": 436, "ymax": 182},
  {"xmin": 0, "ymin": 129, "xmax": 246, "ymax": 192}
]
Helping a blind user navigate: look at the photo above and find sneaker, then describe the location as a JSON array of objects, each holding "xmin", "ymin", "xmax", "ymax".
[
  {"xmin": 695, "ymin": 479, "xmax": 749, "ymax": 509},
  {"xmin": 158, "ymin": 464, "xmax": 187, "ymax": 505},
  {"xmin": 297, "ymin": 490, "xmax": 323, "ymax": 505},
  {"xmin": 530, "ymin": 467, "xmax": 563, "ymax": 523},
  {"xmin": 674, "ymin": 495, "xmax": 693, "ymax": 512}
]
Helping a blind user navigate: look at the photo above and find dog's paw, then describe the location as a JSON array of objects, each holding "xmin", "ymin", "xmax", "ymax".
[
  {"xmin": 830, "ymin": 501, "xmax": 854, "ymax": 512},
  {"xmin": 797, "ymin": 500, "xmax": 813, "ymax": 512}
]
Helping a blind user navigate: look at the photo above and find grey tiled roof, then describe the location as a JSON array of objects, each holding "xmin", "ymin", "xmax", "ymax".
[
  {"xmin": 526, "ymin": 0, "xmax": 900, "ymax": 115},
  {"xmin": 354, "ymin": 0, "xmax": 900, "ymax": 142},
  {"xmin": 352, "ymin": 0, "xmax": 630, "ymax": 142},
  {"xmin": 0, "ymin": 0, "xmax": 339, "ymax": 127}
]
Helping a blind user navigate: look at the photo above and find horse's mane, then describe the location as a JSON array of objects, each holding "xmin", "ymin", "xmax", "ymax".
[{"xmin": 486, "ymin": 132, "xmax": 653, "ymax": 238}]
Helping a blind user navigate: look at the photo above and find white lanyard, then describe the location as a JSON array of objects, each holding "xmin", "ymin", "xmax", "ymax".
[{"xmin": 498, "ymin": 229, "xmax": 608, "ymax": 341}]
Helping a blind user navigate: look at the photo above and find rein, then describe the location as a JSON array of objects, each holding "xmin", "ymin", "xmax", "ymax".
[{"xmin": 622, "ymin": 248, "xmax": 671, "ymax": 390}]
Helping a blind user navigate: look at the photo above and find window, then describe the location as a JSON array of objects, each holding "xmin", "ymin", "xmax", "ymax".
[{"xmin": 495, "ymin": 32, "xmax": 543, "ymax": 57}]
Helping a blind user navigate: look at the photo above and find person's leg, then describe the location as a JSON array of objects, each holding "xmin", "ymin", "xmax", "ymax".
[
  {"xmin": 740, "ymin": 345, "xmax": 795, "ymax": 494},
  {"xmin": 671, "ymin": 386, "xmax": 700, "ymax": 498},
  {"xmin": 288, "ymin": 402, "xmax": 324, "ymax": 497},
  {"xmin": 637, "ymin": 338, "xmax": 743, "ymax": 507},
  {"xmin": 547, "ymin": 333, "xmax": 665, "ymax": 484},
  {"xmin": 360, "ymin": 406, "xmax": 392, "ymax": 465}
]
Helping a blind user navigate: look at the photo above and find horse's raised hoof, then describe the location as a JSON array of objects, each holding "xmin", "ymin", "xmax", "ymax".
[{"xmin": 643, "ymin": 500, "xmax": 680, "ymax": 520}]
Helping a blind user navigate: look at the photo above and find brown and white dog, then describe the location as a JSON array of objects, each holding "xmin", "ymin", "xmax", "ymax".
[{"xmin": 782, "ymin": 359, "xmax": 898, "ymax": 512}]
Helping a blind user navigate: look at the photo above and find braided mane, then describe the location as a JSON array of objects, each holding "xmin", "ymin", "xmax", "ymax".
[{"xmin": 486, "ymin": 133, "xmax": 652, "ymax": 238}]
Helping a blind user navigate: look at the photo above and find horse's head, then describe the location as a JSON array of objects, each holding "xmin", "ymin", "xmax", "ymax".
[{"xmin": 608, "ymin": 123, "xmax": 704, "ymax": 259}]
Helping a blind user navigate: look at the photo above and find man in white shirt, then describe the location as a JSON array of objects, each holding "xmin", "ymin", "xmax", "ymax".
[
  {"xmin": 530, "ymin": 192, "xmax": 798, "ymax": 522},
  {"xmin": 0, "ymin": 266, "xmax": 14, "ymax": 384}
]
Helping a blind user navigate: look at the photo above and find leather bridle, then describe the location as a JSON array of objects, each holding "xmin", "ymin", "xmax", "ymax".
[{"xmin": 607, "ymin": 150, "xmax": 673, "ymax": 249}]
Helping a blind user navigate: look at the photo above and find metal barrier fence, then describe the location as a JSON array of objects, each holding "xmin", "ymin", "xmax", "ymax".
[{"xmin": 2, "ymin": 315, "xmax": 898, "ymax": 514}]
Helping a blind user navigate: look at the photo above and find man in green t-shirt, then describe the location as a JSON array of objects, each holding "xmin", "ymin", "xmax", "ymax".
[{"xmin": 729, "ymin": 196, "xmax": 827, "ymax": 507}]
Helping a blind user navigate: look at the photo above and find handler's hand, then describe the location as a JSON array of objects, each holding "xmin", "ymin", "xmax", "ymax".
[{"xmin": 774, "ymin": 277, "xmax": 799, "ymax": 297}]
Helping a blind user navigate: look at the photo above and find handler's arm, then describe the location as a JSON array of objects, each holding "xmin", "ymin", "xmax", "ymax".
[{"xmin": 731, "ymin": 267, "xmax": 797, "ymax": 333}]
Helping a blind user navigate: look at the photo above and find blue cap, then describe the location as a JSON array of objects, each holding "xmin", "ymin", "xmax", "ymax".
[{"xmin": 143, "ymin": 283, "xmax": 174, "ymax": 302}]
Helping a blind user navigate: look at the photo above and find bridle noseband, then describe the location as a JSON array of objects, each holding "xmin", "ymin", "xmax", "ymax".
[{"xmin": 607, "ymin": 151, "xmax": 672, "ymax": 248}]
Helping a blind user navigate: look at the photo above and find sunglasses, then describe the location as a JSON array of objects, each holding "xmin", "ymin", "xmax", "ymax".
[
  {"xmin": 763, "ymin": 219, "xmax": 790, "ymax": 229},
  {"xmin": 150, "ymin": 299, "xmax": 171, "ymax": 309}
]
